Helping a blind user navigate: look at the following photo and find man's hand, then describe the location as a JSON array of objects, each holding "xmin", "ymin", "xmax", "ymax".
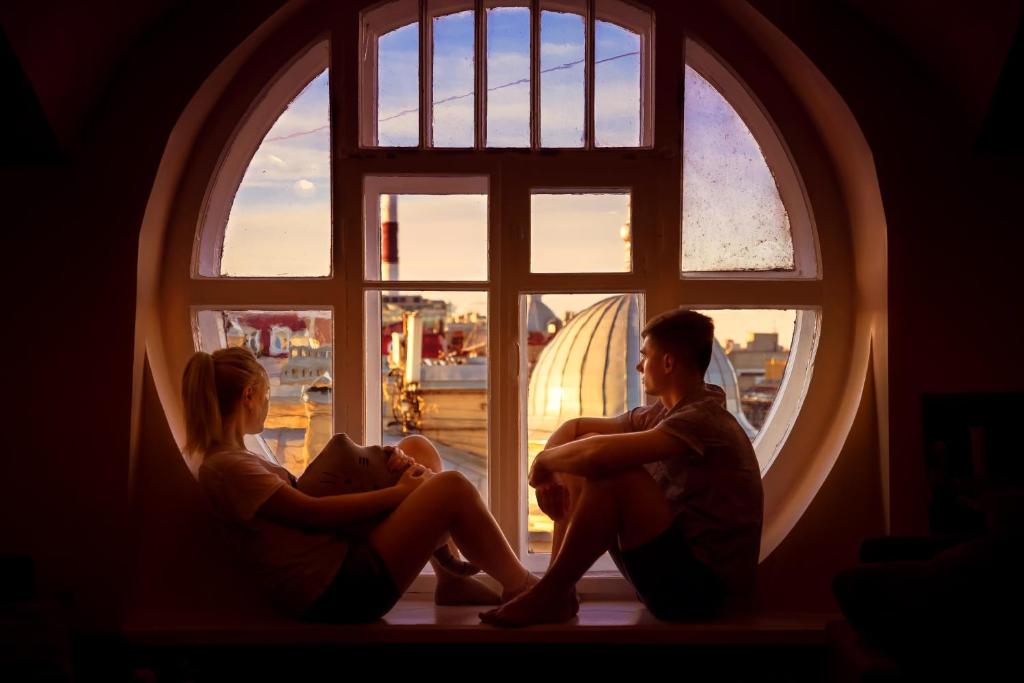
[
  {"xmin": 535, "ymin": 483, "xmax": 570, "ymax": 523},
  {"xmin": 528, "ymin": 451, "xmax": 556, "ymax": 488}
]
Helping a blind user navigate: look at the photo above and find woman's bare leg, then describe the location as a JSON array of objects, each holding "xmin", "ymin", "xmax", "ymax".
[
  {"xmin": 395, "ymin": 435, "xmax": 500, "ymax": 604},
  {"xmin": 368, "ymin": 469, "xmax": 533, "ymax": 599}
]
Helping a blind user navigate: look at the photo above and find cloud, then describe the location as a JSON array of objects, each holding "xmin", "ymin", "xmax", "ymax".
[{"xmin": 293, "ymin": 179, "xmax": 317, "ymax": 197}]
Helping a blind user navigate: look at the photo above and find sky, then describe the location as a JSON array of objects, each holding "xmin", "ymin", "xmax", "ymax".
[{"xmin": 218, "ymin": 9, "xmax": 799, "ymax": 349}]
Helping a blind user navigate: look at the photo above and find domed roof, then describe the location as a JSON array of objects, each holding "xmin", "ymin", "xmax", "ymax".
[
  {"xmin": 707, "ymin": 339, "xmax": 758, "ymax": 438},
  {"xmin": 527, "ymin": 294, "xmax": 758, "ymax": 440},
  {"xmin": 527, "ymin": 294, "xmax": 641, "ymax": 438},
  {"xmin": 526, "ymin": 294, "xmax": 561, "ymax": 335}
]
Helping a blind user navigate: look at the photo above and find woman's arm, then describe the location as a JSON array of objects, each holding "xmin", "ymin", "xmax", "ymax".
[{"xmin": 256, "ymin": 484, "xmax": 407, "ymax": 530}]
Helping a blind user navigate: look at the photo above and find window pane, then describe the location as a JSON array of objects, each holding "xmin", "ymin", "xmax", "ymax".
[
  {"xmin": 693, "ymin": 309, "xmax": 798, "ymax": 435},
  {"xmin": 219, "ymin": 71, "xmax": 331, "ymax": 277},
  {"xmin": 540, "ymin": 5, "xmax": 585, "ymax": 147},
  {"xmin": 432, "ymin": 9, "xmax": 475, "ymax": 147},
  {"xmin": 368, "ymin": 184, "xmax": 488, "ymax": 281},
  {"xmin": 194, "ymin": 309, "xmax": 334, "ymax": 478},
  {"xmin": 486, "ymin": 3, "xmax": 531, "ymax": 147},
  {"xmin": 523, "ymin": 293, "xmax": 643, "ymax": 553},
  {"xmin": 594, "ymin": 20, "xmax": 640, "ymax": 147},
  {"xmin": 368, "ymin": 291, "xmax": 489, "ymax": 500},
  {"xmin": 379, "ymin": 22, "xmax": 420, "ymax": 146},
  {"xmin": 531, "ymin": 192, "xmax": 631, "ymax": 272},
  {"xmin": 682, "ymin": 65, "xmax": 794, "ymax": 271}
]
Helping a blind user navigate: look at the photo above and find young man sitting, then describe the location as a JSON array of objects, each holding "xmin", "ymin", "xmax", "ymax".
[{"xmin": 480, "ymin": 308, "xmax": 764, "ymax": 627}]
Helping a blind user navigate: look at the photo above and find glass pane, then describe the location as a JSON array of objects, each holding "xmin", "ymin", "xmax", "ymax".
[
  {"xmin": 594, "ymin": 20, "xmax": 640, "ymax": 147},
  {"xmin": 372, "ymin": 192, "xmax": 488, "ymax": 281},
  {"xmin": 194, "ymin": 309, "xmax": 334, "ymax": 479},
  {"xmin": 219, "ymin": 71, "xmax": 331, "ymax": 277},
  {"xmin": 486, "ymin": 3, "xmax": 531, "ymax": 147},
  {"xmin": 378, "ymin": 22, "xmax": 420, "ymax": 146},
  {"xmin": 432, "ymin": 9, "xmax": 475, "ymax": 147},
  {"xmin": 540, "ymin": 6, "xmax": 585, "ymax": 147},
  {"xmin": 693, "ymin": 309, "xmax": 798, "ymax": 435},
  {"xmin": 531, "ymin": 192, "xmax": 631, "ymax": 272},
  {"xmin": 682, "ymin": 65, "xmax": 794, "ymax": 271},
  {"xmin": 370, "ymin": 291, "xmax": 489, "ymax": 500},
  {"xmin": 523, "ymin": 293, "xmax": 643, "ymax": 553}
]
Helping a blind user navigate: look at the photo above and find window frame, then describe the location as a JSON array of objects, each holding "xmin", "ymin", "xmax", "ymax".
[{"xmin": 151, "ymin": 0, "xmax": 863, "ymax": 598}]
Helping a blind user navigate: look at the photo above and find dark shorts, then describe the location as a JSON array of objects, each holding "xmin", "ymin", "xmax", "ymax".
[
  {"xmin": 609, "ymin": 520, "xmax": 726, "ymax": 621},
  {"xmin": 302, "ymin": 537, "xmax": 402, "ymax": 623}
]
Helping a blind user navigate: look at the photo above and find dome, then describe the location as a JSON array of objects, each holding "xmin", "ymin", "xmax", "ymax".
[
  {"xmin": 526, "ymin": 294, "xmax": 561, "ymax": 335},
  {"xmin": 528, "ymin": 294, "xmax": 759, "ymax": 441},
  {"xmin": 302, "ymin": 371, "xmax": 332, "ymax": 405},
  {"xmin": 527, "ymin": 294, "xmax": 641, "ymax": 439},
  {"xmin": 707, "ymin": 339, "xmax": 759, "ymax": 438}
]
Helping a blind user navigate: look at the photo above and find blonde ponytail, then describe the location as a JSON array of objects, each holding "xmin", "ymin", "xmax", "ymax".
[{"xmin": 181, "ymin": 346, "xmax": 266, "ymax": 457}]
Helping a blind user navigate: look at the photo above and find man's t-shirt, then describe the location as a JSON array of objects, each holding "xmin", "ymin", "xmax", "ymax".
[
  {"xmin": 197, "ymin": 449, "xmax": 350, "ymax": 617},
  {"xmin": 614, "ymin": 384, "xmax": 764, "ymax": 599}
]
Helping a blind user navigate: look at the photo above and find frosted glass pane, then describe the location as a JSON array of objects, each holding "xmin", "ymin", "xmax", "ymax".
[
  {"xmin": 522, "ymin": 292, "xmax": 642, "ymax": 554},
  {"xmin": 378, "ymin": 22, "xmax": 420, "ymax": 146},
  {"xmin": 486, "ymin": 5, "xmax": 531, "ymax": 147},
  {"xmin": 693, "ymin": 309, "xmax": 797, "ymax": 436},
  {"xmin": 531, "ymin": 193, "xmax": 631, "ymax": 272},
  {"xmin": 375, "ymin": 194, "xmax": 488, "ymax": 280},
  {"xmin": 682, "ymin": 66, "xmax": 794, "ymax": 271},
  {"xmin": 540, "ymin": 8, "xmax": 585, "ymax": 147},
  {"xmin": 433, "ymin": 10, "xmax": 475, "ymax": 147},
  {"xmin": 371, "ymin": 290, "xmax": 489, "ymax": 500},
  {"xmin": 595, "ymin": 20, "xmax": 640, "ymax": 147},
  {"xmin": 195, "ymin": 309, "xmax": 333, "ymax": 478},
  {"xmin": 220, "ymin": 70, "xmax": 331, "ymax": 277}
]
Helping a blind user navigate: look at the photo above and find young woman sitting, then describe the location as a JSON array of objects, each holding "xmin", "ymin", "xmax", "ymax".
[{"xmin": 181, "ymin": 346, "xmax": 566, "ymax": 623}]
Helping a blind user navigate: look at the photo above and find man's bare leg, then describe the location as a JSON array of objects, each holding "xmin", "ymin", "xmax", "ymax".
[{"xmin": 481, "ymin": 466, "xmax": 673, "ymax": 626}]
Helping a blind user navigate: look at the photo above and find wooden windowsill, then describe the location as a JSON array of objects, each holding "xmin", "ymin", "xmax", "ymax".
[{"xmin": 123, "ymin": 596, "xmax": 838, "ymax": 646}]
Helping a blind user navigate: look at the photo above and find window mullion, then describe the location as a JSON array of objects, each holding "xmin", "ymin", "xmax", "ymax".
[
  {"xmin": 420, "ymin": 0, "xmax": 432, "ymax": 148},
  {"xmin": 584, "ymin": 0, "xmax": 595, "ymax": 149},
  {"xmin": 475, "ymin": 0, "xmax": 486, "ymax": 149},
  {"xmin": 492, "ymin": 159, "xmax": 530, "ymax": 555},
  {"xmin": 530, "ymin": 0, "xmax": 540, "ymax": 149}
]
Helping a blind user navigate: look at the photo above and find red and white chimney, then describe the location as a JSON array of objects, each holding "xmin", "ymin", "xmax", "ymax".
[{"xmin": 381, "ymin": 194, "xmax": 399, "ymax": 293}]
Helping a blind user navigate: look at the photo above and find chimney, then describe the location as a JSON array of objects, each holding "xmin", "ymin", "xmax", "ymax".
[{"xmin": 381, "ymin": 194, "xmax": 399, "ymax": 295}]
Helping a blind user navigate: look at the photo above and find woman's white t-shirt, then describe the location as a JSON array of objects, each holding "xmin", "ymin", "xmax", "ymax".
[{"xmin": 197, "ymin": 449, "xmax": 350, "ymax": 617}]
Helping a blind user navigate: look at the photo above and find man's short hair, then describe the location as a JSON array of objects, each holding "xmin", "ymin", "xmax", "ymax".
[{"xmin": 641, "ymin": 308, "xmax": 715, "ymax": 375}]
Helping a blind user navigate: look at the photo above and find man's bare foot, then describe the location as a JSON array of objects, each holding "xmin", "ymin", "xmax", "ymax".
[
  {"xmin": 434, "ymin": 575, "xmax": 502, "ymax": 606},
  {"xmin": 479, "ymin": 584, "xmax": 580, "ymax": 627}
]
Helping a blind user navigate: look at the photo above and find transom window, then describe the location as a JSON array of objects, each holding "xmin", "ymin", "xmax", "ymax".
[
  {"xmin": 174, "ymin": 0, "xmax": 826, "ymax": 580},
  {"xmin": 359, "ymin": 0, "xmax": 653, "ymax": 148}
]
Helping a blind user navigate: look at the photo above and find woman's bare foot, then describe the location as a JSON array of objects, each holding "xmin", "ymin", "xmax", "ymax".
[
  {"xmin": 434, "ymin": 575, "xmax": 503, "ymax": 606},
  {"xmin": 500, "ymin": 570, "xmax": 540, "ymax": 603},
  {"xmin": 479, "ymin": 583, "xmax": 580, "ymax": 627}
]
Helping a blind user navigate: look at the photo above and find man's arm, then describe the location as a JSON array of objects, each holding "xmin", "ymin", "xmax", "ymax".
[
  {"xmin": 533, "ymin": 427, "xmax": 691, "ymax": 481},
  {"xmin": 544, "ymin": 413, "xmax": 633, "ymax": 450}
]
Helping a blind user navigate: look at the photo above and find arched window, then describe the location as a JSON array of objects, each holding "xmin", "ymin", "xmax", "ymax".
[{"xmin": 152, "ymin": 0, "xmax": 872, "ymax": 590}]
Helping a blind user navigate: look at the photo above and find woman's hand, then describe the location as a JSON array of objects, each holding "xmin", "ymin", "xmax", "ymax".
[
  {"xmin": 385, "ymin": 445, "xmax": 416, "ymax": 473},
  {"xmin": 395, "ymin": 462, "xmax": 433, "ymax": 496}
]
